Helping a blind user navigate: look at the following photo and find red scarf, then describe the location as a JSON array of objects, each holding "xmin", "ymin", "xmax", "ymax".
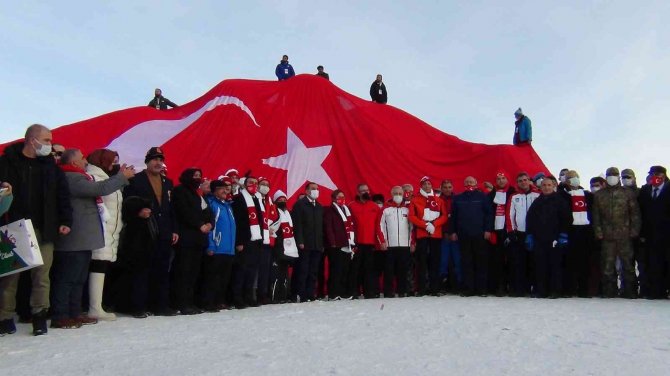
[{"xmin": 61, "ymin": 165, "xmax": 103, "ymax": 206}]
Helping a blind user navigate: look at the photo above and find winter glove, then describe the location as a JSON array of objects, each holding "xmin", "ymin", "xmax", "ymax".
[
  {"xmin": 557, "ymin": 233, "xmax": 569, "ymax": 247},
  {"xmin": 507, "ymin": 231, "xmax": 519, "ymax": 243},
  {"xmin": 425, "ymin": 223, "xmax": 435, "ymax": 235},
  {"xmin": 524, "ymin": 234, "xmax": 534, "ymax": 251}
]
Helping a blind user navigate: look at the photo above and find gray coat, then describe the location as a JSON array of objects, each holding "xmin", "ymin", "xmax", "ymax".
[{"xmin": 56, "ymin": 172, "xmax": 129, "ymax": 252}]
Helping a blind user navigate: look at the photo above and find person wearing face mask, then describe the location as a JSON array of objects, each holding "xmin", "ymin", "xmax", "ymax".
[
  {"xmin": 349, "ymin": 183, "xmax": 384, "ymax": 298},
  {"xmin": 379, "ymin": 186, "xmax": 414, "ymax": 297},
  {"xmin": 558, "ymin": 170, "xmax": 594, "ymax": 297},
  {"xmin": 620, "ymin": 168, "xmax": 646, "ymax": 296},
  {"xmin": 52, "ymin": 149, "xmax": 134, "ymax": 329},
  {"xmin": 532, "ymin": 172, "xmax": 546, "ymax": 189},
  {"xmin": 589, "ymin": 177, "xmax": 606, "ymax": 193},
  {"xmin": 269, "ymin": 191, "xmax": 298, "ymax": 303},
  {"xmin": 638, "ymin": 166, "xmax": 670, "ymax": 299},
  {"xmin": 592, "ymin": 167, "xmax": 641, "ymax": 298},
  {"xmin": 200, "ymin": 179, "xmax": 236, "ymax": 312},
  {"xmin": 447, "ymin": 176, "xmax": 493, "ymax": 297},
  {"xmin": 487, "ymin": 172, "xmax": 516, "ymax": 296},
  {"xmin": 507, "ymin": 172, "xmax": 540, "ymax": 297},
  {"xmin": 323, "ymin": 190, "xmax": 356, "ymax": 300},
  {"xmin": 84, "ymin": 149, "xmax": 125, "ymax": 321},
  {"xmin": 172, "ymin": 168, "xmax": 213, "ymax": 314},
  {"xmin": 525, "ymin": 176, "xmax": 572, "ymax": 298},
  {"xmin": 621, "ymin": 169, "xmax": 639, "ymax": 193},
  {"xmin": 0, "ymin": 124, "xmax": 73, "ymax": 336},
  {"xmin": 410, "ymin": 177, "xmax": 448, "ymax": 296},
  {"xmin": 402, "ymin": 184, "xmax": 414, "ymax": 207},
  {"xmin": 290, "ymin": 182, "xmax": 324, "ymax": 302},
  {"xmin": 123, "ymin": 147, "xmax": 180, "ymax": 317},
  {"xmin": 231, "ymin": 176, "xmax": 267, "ymax": 308},
  {"xmin": 255, "ymin": 177, "xmax": 278, "ymax": 304},
  {"xmin": 221, "ymin": 169, "xmax": 242, "ymax": 196},
  {"xmin": 557, "ymin": 168, "xmax": 570, "ymax": 192}
]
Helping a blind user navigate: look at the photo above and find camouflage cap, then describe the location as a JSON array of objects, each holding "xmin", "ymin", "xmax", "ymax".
[
  {"xmin": 621, "ymin": 169, "xmax": 635, "ymax": 177},
  {"xmin": 605, "ymin": 167, "xmax": 620, "ymax": 176}
]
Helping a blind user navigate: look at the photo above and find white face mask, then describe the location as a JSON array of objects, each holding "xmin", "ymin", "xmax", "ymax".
[
  {"xmin": 392, "ymin": 195, "xmax": 403, "ymax": 204},
  {"xmin": 259, "ymin": 185, "xmax": 270, "ymax": 196},
  {"xmin": 33, "ymin": 138, "xmax": 52, "ymax": 157},
  {"xmin": 535, "ymin": 179, "xmax": 543, "ymax": 187},
  {"xmin": 622, "ymin": 178, "xmax": 635, "ymax": 187},
  {"xmin": 591, "ymin": 186, "xmax": 601, "ymax": 193},
  {"xmin": 569, "ymin": 177, "xmax": 580, "ymax": 187},
  {"xmin": 606, "ymin": 176, "xmax": 620, "ymax": 186},
  {"xmin": 309, "ymin": 189, "xmax": 319, "ymax": 200}
]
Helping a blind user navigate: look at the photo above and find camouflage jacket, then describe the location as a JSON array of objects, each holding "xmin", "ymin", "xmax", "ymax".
[{"xmin": 592, "ymin": 185, "xmax": 641, "ymax": 240}]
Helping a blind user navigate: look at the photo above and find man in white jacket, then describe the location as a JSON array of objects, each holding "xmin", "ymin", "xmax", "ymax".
[
  {"xmin": 507, "ymin": 172, "xmax": 540, "ymax": 296},
  {"xmin": 379, "ymin": 186, "xmax": 414, "ymax": 297}
]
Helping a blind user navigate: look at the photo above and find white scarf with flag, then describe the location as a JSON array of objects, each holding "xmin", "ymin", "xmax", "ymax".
[
  {"xmin": 334, "ymin": 203, "xmax": 355, "ymax": 253},
  {"xmin": 241, "ymin": 188, "xmax": 269, "ymax": 242},
  {"xmin": 570, "ymin": 189, "xmax": 590, "ymax": 225},
  {"xmin": 419, "ymin": 189, "xmax": 441, "ymax": 222},
  {"xmin": 276, "ymin": 208, "xmax": 298, "ymax": 258},
  {"xmin": 493, "ymin": 189, "xmax": 508, "ymax": 230}
]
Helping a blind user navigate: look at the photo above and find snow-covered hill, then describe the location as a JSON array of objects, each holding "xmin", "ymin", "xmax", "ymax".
[{"xmin": 1, "ymin": 296, "xmax": 668, "ymax": 375}]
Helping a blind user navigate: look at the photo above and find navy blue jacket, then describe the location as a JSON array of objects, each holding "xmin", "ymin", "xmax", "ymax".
[
  {"xmin": 448, "ymin": 190, "xmax": 494, "ymax": 237},
  {"xmin": 275, "ymin": 62, "xmax": 295, "ymax": 80},
  {"xmin": 123, "ymin": 171, "xmax": 177, "ymax": 242},
  {"xmin": 526, "ymin": 192, "xmax": 572, "ymax": 243}
]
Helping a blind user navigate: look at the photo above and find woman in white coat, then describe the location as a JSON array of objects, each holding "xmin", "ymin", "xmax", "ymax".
[{"xmin": 85, "ymin": 149, "xmax": 124, "ymax": 320}]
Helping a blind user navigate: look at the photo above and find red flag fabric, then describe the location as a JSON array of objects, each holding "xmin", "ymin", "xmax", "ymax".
[{"xmin": 1, "ymin": 74, "xmax": 548, "ymax": 203}]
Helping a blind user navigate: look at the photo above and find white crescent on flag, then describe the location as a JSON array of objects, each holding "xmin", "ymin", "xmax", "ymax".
[{"xmin": 107, "ymin": 95, "xmax": 259, "ymax": 168}]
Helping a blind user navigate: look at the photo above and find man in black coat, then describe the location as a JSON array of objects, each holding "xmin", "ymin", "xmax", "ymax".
[
  {"xmin": 0, "ymin": 124, "xmax": 73, "ymax": 336},
  {"xmin": 487, "ymin": 172, "xmax": 516, "ymax": 296},
  {"xmin": 369, "ymin": 74, "xmax": 388, "ymax": 104},
  {"xmin": 123, "ymin": 147, "xmax": 179, "ymax": 316},
  {"xmin": 448, "ymin": 176, "xmax": 494, "ymax": 296},
  {"xmin": 291, "ymin": 182, "xmax": 324, "ymax": 301},
  {"xmin": 638, "ymin": 165, "xmax": 670, "ymax": 299},
  {"xmin": 231, "ymin": 176, "xmax": 265, "ymax": 308},
  {"xmin": 148, "ymin": 88, "xmax": 178, "ymax": 110},
  {"xmin": 526, "ymin": 176, "xmax": 572, "ymax": 298}
]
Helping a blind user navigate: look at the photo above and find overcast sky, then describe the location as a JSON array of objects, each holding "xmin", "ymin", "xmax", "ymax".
[{"xmin": 1, "ymin": 1, "xmax": 668, "ymax": 184}]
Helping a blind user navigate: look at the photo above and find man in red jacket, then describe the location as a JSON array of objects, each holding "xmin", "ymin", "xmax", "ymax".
[
  {"xmin": 349, "ymin": 183, "xmax": 382, "ymax": 298},
  {"xmin": 409, "ymin": 177, "xmax": 448, "ymax": 296}
]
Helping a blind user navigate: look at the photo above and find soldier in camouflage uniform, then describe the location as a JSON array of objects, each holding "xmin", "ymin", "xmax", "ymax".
[{"xmin": 592, "ymin": 167, "xmax": 641, "ymax": 298}]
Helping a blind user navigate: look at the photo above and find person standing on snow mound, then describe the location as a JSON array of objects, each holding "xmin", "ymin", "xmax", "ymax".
[
  {"xmin": 316, "ymin": 65, "xmax": 330, "ymax": 80},
  {"xmin": 370, "ymin": 74, "xmax": 388, "ymax": 104},
  {"xmin": 275, "ymin": 55, "xmax": 295, "ymax": 81},
  {"xmin": 513, "ymin": 108, "xmax": 532, "ymax": 145},
  {"xmin": 148, "ymin": 88, "xmax": 178, "ymax": 110}
]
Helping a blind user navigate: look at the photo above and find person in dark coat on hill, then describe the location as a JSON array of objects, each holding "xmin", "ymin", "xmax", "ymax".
[
  {"xmin": 172, "ymin": 168, "xmax": 213, "ymax": 315},
  {"xmin": 123, "ymin": 147, "xmax": 179, "ymax": 316},
  {"xmin": 316, "ymin": 65, "xmax": 330, "ymax": 80},
  {"xmin": 370, "ymin": 74, "xmax": 388, "ymax": 104},
  {"xmin": 275, "ymin": 55, "xmax": 296, "ymax": 81},
  {"xmin": 291, "ymin": 182, "xmax": 324, "ymax": 302},
  {"xmin": 448, "ymin": 176, "xmax": 494, "ymax": 296},
  {"xmin": 526, "ymin": 176, "xmax": 572, "ymax": 298},
  {"xmin": 148, "ymin": 88, "xmax": 178, "ymax": 110},
  {"xmin": 113, "ymin": 196, "xmax": 158, "ymax": 318}
]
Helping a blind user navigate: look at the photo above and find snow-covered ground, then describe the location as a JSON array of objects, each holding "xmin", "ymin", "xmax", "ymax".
[{"xmin": 1, "ymin": 296, "xmax": 669, "ymax": 375}]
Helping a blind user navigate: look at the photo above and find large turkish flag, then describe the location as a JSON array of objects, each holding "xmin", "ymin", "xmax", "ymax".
[{"xmin": 2, "ymin": 75, "xmax": 547, "ymax": 202}]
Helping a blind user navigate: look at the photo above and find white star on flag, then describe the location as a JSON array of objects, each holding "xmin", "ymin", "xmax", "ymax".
[{"xmin": 262, "ymin": 127, "xmax": 337, "ymax": 198}]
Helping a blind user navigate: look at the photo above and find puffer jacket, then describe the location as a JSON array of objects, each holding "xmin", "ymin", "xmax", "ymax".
[{"xmin": 87, "ymin": 164, "xmax": 124, "ymax": 261}]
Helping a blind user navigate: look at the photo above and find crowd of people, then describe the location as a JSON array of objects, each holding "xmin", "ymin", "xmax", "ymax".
[{"xmin": 0, "ymin": 120, "xmax": 668, "ymax": 338}]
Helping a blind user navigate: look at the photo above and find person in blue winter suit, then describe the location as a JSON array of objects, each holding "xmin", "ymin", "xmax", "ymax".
[
  {"xmin": 200, "ymin": 178, "xmax": 236, "ymax": 312},
  {"xmin": 513, "ymin": 108, "xmax": 532, "ymax": 145},
  {"xmin": 275, "ymin": 55, "xmax": 295, "ymax": 81}
]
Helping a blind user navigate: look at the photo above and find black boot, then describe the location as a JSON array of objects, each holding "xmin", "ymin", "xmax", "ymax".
[{"xmin": 32, "ymin": 309, "xmax": 48, "ymax": 336}]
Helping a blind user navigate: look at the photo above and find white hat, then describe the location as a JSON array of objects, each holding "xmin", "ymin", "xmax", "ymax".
[{"xmin": 273, "ymin": 190, "xmax": 287, "ymax": 202}]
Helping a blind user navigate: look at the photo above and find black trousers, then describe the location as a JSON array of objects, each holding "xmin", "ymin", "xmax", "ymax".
[
  {"xmin": 415, "ymin": 238, "xmax": 442, "ymax": 295},
  {"xmin": 488, "ymin": 230, "xmax": 509, "ymax": 294},
  {"xmin": 460, "ymin": 235, "xmax": 488, "ymax": 294},
  {"xmin": 257, "ymin": 245, "xmax": 273, "ymax": 301},
  {"xmin": 113, "ymin": 267, "xmax": 150, "ymax": 314},
  {"xmin": 635, "ymin": 239, "xmax": 650, "ymax": 297},
  {"xmin": 327, "ymin": 247, "xmax": 352, "ymax": 299},
  {"xmin": 200, "ymin": 254, "xmax": 234, "ymax": 308},
  {"xmin": 648, "ymin": 241, "xmax": 670, "ymax": 299},
  {"xmin": 534, "ymin": 242, "xmax": 563, "ymax": 297},
  {"xmin": 347, "ymin": 251, "xmax": 363, "ymax": 298},
  {"xmin": 149, "ymin": 239, "xmax": 174, "ymax": 312},
  {"xmin": 358, "ymin": 244, "xmax": 380, "ymax": 297},
  {"xmin": 292, "ymin": 248, "xmax": 322, "ymax": 301},
  {"xmin": 384, "ymin": 247, "xmax": 411, "ymax": 296},
  {"xmin": 565, "ymin": 225, "xmax": 593, "ymax": 296},
  {"xmin": 509, "ymin": 232, "xmax": 529, "ymax": 296},
  {"xmin": 51, "ymin": 251, "xmax": 92, "ymax": 320},
  {"xmin": 173, "ymin": 245, "xmax": 204, "ymax": 310},
  {"xmin": 271, "ymin": 255, "xmax": 296, "ymax": 302},
  {"xmin": 233, "ymin": 240, "xmax": 262, "ymax": 304}
]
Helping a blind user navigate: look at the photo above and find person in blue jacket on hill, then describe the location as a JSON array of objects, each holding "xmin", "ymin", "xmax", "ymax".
[
  {"xmin": 275, "ymin": 55, "xmax": 295, "ymax": 81},
  {"xmin": 513, "ymin": 108, "xmax": 532, "ymax": 145},
  {"xmin": 200, "ymin": 178, "xmax": 236, "ymax": 312}
]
